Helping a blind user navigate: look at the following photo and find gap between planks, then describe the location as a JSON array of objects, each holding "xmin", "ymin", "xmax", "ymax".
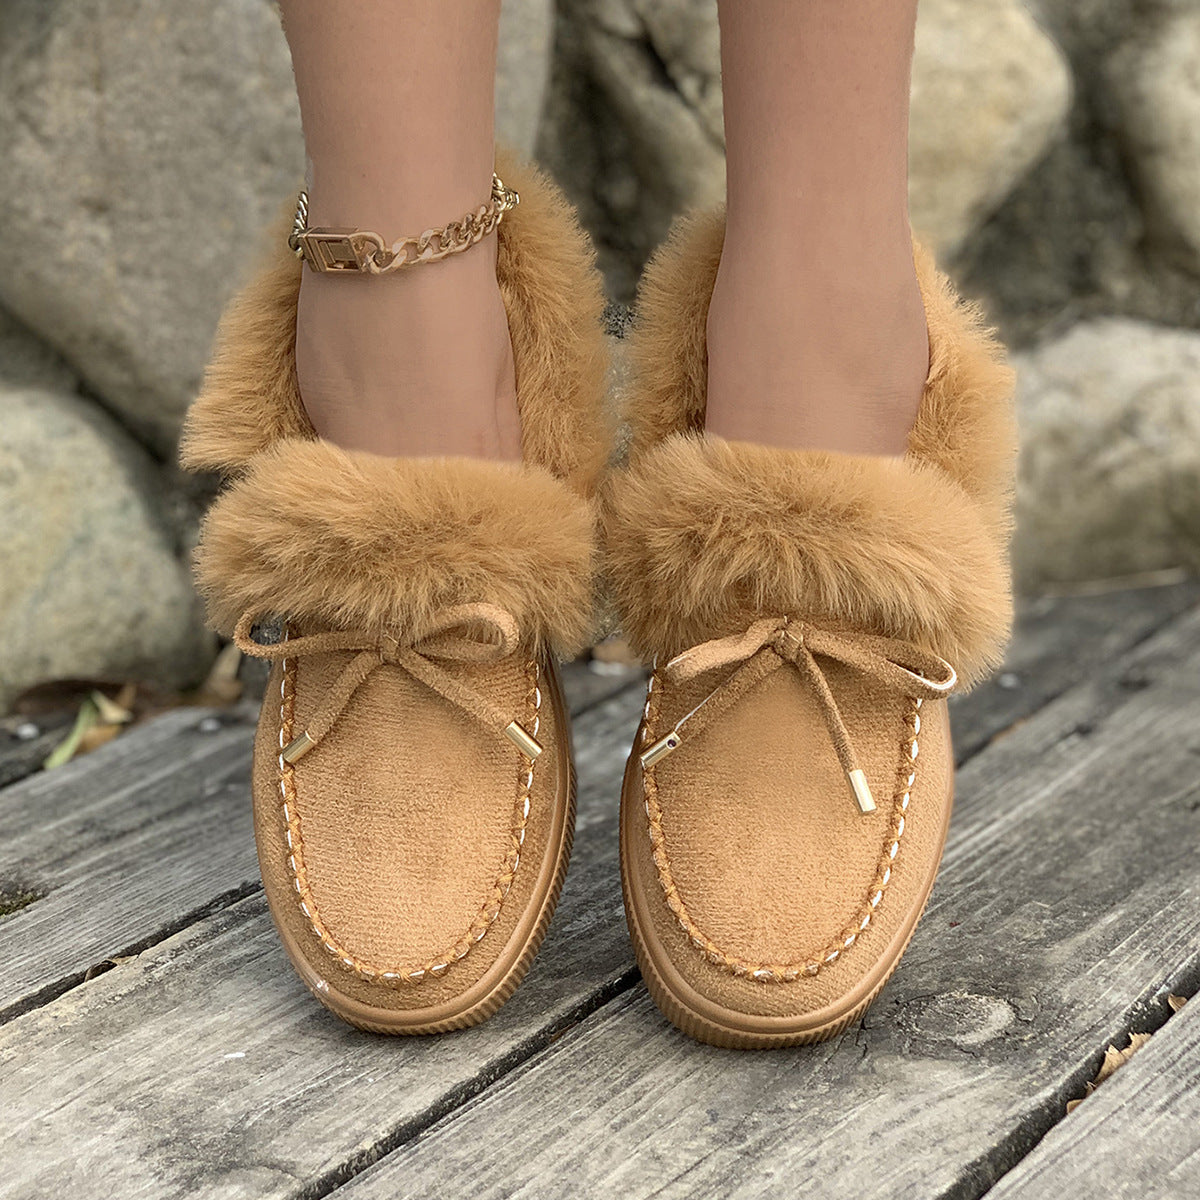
[
  {"xmin": 0, "ymin": 662, "xmax": 644, "ymax": 1025},
  {"xmin": 984, "ymin": 980, "xmax": 1200, "ymax": 1199},
  {"xmin": 0, "ymin": 587, "xmax": 1196, "ymax": 1200},
  {"xmin": 327, "ymin": 601, "xmax": 1200, "ymax": 1200}
]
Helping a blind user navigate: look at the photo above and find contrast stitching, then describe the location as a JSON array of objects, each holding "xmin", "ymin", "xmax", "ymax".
[
  {"xmin": 276, "ymin": 648, "xmax": 540, "ymax": 985},
  {"xmin": 641, "ymin": 671, "xmax": 922, "ymax": 983}
]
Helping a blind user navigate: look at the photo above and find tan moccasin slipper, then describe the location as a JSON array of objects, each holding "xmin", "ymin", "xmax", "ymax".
[
  {"xmin": 604, "ymin": 211, "xmax": 1016, "ymax": 1048},
  {"xmin": 180, "ymin": 154, "xmax": 612, "ymax": 1033}
]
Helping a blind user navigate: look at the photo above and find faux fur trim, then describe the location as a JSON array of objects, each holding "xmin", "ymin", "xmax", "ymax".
[
  {"xmin": 623, "ymin": 210, "xmax": 1016, "ymax": 524},
  {"xmin": 179, "ymin": 150, "xmax": 611, "ymax": 497},
  {"xmin": 603, "ymin": 436, "xmax": 1011, "ymax": 686},
  {"xmin": 610, "ymin": 209, "xmax": 1017, "ymax": 685},
  {"xmin": 196, "ymin": 440, "xmax": 598, "ymax": 659}
]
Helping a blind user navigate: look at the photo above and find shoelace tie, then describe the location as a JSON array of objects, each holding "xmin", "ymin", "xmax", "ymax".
[
  {"xmin": 639, "ymin": 617, "xmax": 956, "ymax": 814},
  {"xmin": 233, "ymin": 602, "xmax": 543, "ymax": 765}
]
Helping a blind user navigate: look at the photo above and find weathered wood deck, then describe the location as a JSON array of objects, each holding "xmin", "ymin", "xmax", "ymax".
[{"xmin": 2, "ymin": 581, "xmax": 1199, "ymax": 1199}]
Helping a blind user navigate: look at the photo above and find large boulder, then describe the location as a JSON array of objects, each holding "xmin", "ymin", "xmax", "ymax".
[
  {"xmin": 0, "ymin": 385, "xmax": 212, "ymax": 711},
  {"xmin": 1014, "ymin": 317, "xmax": 1200, "ymax": 589},
  {"xmin": 498, "ymin": 0, "xmax": 556, "ymax": 156},
  {"xmin": 0, "ymin": 0, "xmax": 304, "ymax": 457},
  {"xmin": 1107, "ymin": 7, "xmax": 1200, "ymax": 274},
  {"xmin": 909, "ymin": 0, "xmax": 1071, "ymax": 256},
  {"xmin": 956, "ymin": 0, "xmax": 1200, "ymax": 348},
  {"xmin": 541, "ymin": 0, "xmax": 1071, "ymax": 298},
  {"xmin": 0, "ymin": 308, "xmax": 78, "ymax": 394},
  {"xmin": 0, "ymin": 0, "xmax": 552, "ymax": 458}
]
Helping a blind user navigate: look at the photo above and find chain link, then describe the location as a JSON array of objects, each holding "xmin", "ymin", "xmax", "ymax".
[{"xmin": 288, "ymin": 172, "xmax": 519, "ymax": 274}]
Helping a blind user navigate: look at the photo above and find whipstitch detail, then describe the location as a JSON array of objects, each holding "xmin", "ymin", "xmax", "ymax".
[
  {"xmin": 641, "ymin": 672, "xmax": 922, "ymax": 983},
  {"xmin": 275, "ymin": 648, "xmax": 541, "ymax": 985}
]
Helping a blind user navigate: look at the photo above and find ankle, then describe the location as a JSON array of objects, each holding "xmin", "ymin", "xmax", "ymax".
[
  {"xmin": 295, "ymin": 246, "xmax": 521, "ymax": 461},
  {"xmin": 704, "ymin": 234, "xmax": 928, "ymax": 457}
]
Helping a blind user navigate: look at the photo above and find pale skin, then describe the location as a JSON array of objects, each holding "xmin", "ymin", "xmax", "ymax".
[{"xmin": 279, "ymin": 0, "xmax": 926, "ymax": 461}]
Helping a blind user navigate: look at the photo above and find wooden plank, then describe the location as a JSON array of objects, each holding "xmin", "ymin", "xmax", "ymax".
[
  {"xmin": 949, "ymin": 579, "xmax": 1200, "ymax": 763},
  {"xmin": 0, "ymin": 711, "xmax": 72, "ymax": 790},
  {"xmin": 332, "ymin": 604, "xmax": 1200, "ymax": 1200},
  {"xmin": 0, "ymin": 662, "xmax": 641, "ymax": 1024},
  {"xmin": 987, "ymin": 995, "xmax": 1200, "ymax": 1200},
  {"xmin": 0, "ymin": 684, "xmax": 646, "ymax": 1200},
  {"xmin": 0, "ymin": 587, "xmax": 1192, "ymax": 1198},
  {"xmin": 0, "ymin": 706, "xmax": 260, "ymax": 1022}
]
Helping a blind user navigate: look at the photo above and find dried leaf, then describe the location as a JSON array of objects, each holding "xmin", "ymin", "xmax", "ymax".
[
  {"xmin": 192, "ymin": 642, "xmax": 244, "ymax": 706},
  {"xmin": 42, "ymin": 698, "xmax": 100, "ymax": 769},
  {"xmin": 1069, "ymin": 1029, "xmax": 1158, "ymax": 1114},
  {"xmin": 1094, "ymin": 1033, "xmax": 1152, "ymax": 1086},
  {"xmin": 1168, "ymin": 994, "xmax": 1187, "ymax": 1013},
  {"xmin": 91, "ymin": 688, "xmax": 133, "ymax": 726},
  {"xmin": 83, "ymin": 954, "xmax": 137, "ymax": 982},
  {"xmin": 76, "ymin": 723, "xmax": 123, "ymax": 755},
  {"xmin": 588, "ymin": 633, "xmax": 638, "ymax": 672}
]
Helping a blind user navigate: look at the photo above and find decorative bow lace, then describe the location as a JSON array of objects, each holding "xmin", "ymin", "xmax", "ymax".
[
  {"xmin": 639, "ymin": 617, "xmax": 956, "ymax": 814},
  {"xmin": 233, "ymin": 602, "xmax": 543, "ymax": 765}
]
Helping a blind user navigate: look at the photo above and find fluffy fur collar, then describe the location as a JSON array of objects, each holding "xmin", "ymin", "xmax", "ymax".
[
  {"xmin": 608, "ymin": 210, "xmax": 1017, "ymax": 686},
  {"xmin": 196, "ymin": 440, "xmax": 598, "ymax": 658},
  {"xmin": 603, "ymin": 436, "xmax": 1010, "ymax": 685},
  {"xmin": 179, "ymin": 150, "xmax": 612, "ymax": 498}
]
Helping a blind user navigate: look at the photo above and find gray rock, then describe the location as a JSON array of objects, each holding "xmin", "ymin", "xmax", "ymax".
[
  {"xmin": 910, "ymin": 0, "xmax": 1072, "ymax": 257},
  {"xmin": 0, "ymin": 0, "xmax": 552, "ymax": 458},
  {"xmin": 1013, "ymin": 318, "xmax": 1200, "ymax": 590},
  {"xmin": 0, "ymin": 0, "xmax": 305, "ymax": 457},
  {"xmin": 1107, "ymin": 8, "xmax": 1200, "ymax": 273},
  {"xmin": 0, "ymin": 385, "xmax": 213, "ymax": 711},
  {"xmin": 0, "ymin": 308, "xmax": 79, "ymax": 394},
  {"xmin": 497, "ymin": 0, "xmax": 555, "ymax": 156},
  {"xmin": 958, "ymin": 0, "xmax": 1200, "ymax": 348},
  {"xmin": 541, "ymin": 0, "xmax": 1070, "ymax": 299},
  {"xmin": 539, "ymin": 0, "xmax": 724, "ymax": 299}
]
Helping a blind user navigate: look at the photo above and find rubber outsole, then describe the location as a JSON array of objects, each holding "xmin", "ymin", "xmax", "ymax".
[{"xmin": 261, "ymin": 658, "xmax": 577, "ymax": 1036}]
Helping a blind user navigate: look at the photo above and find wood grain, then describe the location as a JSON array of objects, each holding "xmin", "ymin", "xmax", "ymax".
[
  {"xmin": 0, "ymin": 588, "xmax": 1195, "ymax": 1199},
  {"xmin": 0, "ymin": 706, "xmax": 259, "ymax": 1022},
  {"xmin": 987, "ymin": 992, "xmax": 1200, "ymax": 1199},
  {"xmin": 0, "ymin": 682, "xmax": 647, "ymax": 1200},
  {"xmin": 0, "ymin": 662, "xmax": 642, "ymax": 1024},
  {"xmin": 949, "ymin": 579, "xmax": 1200, "ymax": 763},
  {"xmin": 0, "ymin": 711, "xmax": 73, "ymax": 789},
  {"xmin": 335, "ymin": 605, "xmax": 1200, "ymax": 1200}
]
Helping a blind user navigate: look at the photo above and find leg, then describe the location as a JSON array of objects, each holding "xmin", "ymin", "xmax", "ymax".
[
  {"xmin": 706, "ymin": 0, "xmax": 928, "ymax": 456},
  {"xmin": 280, "ymin": 0, "xmax": 520, "ymax": 459}
]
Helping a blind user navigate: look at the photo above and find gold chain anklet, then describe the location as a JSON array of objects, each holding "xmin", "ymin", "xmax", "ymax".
[{"xmin": 288, "ymin": 172, "xmax": 520, "ymax": 274}]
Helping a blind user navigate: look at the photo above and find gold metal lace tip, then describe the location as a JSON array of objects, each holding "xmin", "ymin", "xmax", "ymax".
[
  {"xmin": 504, "ymin": 721, "xmax": 543, "ymax": 761},
  {"xmin": 640, "ymin": 732, "xmax": 682, "ymax": 770},
  {"xmin": 281, "ymin": 731, "xmax": 315, "ymax": 764},
  {"xmin": 848, "ymin": 768, "xmax": 876, "ymax": 815}
]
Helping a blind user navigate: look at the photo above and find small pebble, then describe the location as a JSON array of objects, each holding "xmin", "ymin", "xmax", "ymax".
[
  {"xmin": 197, "ymin": 716, "xmax": 222, "ymax": 734},
  {"xmin": 14, "ymin": 722, "xmax": 40, "ymax": 741},
  {"xmin": 223, "ymin": 1052, "xmax": 246, "ymax": 1060},
  {"xmin": 998, "ymin": 673, "xmax": 1021, "ymax": 690}
]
